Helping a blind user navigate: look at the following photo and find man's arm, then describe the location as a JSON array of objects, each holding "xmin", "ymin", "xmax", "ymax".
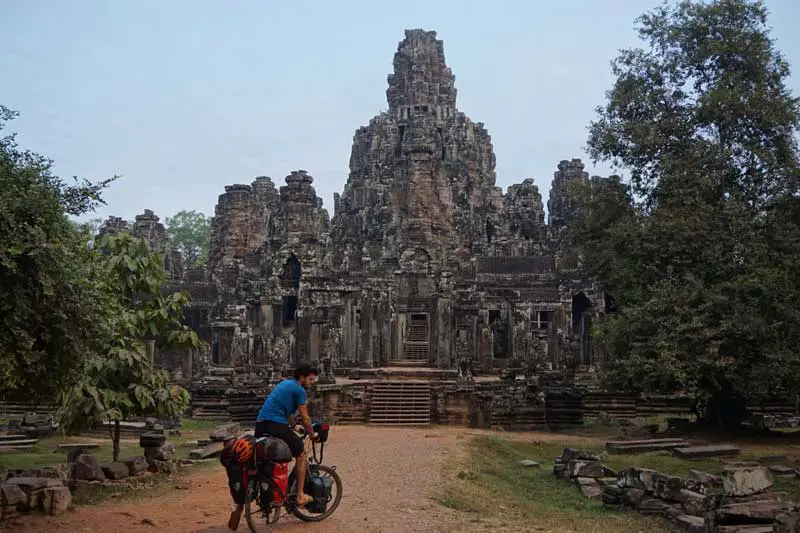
[{"xmin": 296, "ymin": 404, "xmax": 314, "ymax": 437}]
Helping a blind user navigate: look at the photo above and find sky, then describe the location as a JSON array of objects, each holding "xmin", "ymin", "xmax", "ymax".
[{"xmin": 2, "ymin": 0, "xmax": 799, "ymax": 224}]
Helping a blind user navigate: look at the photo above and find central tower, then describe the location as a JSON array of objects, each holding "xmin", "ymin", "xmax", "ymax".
[{"xmin": 332, "ymin": 29, "xmax": 501, "ymax": 275}]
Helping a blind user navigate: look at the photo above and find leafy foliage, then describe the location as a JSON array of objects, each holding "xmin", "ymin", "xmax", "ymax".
[
  {"xmin": 165, "ymin": 210, "xmax": 211, "ymax": 267},
  {"xmin": 0, "ymin": 106, "xmax": 115, "ymax": 400},
  {"xmin": 58, "ymin": 233, "xmax": 200, "ymax": 460},
  {"xmin": 570, "ymin": 0, "xmax": 800, "ymax": 425}
]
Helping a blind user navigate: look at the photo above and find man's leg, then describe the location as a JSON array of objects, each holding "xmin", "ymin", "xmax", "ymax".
[{"xmin": 295, "ymin": 449, "xmax": 312, "ymax": 506}]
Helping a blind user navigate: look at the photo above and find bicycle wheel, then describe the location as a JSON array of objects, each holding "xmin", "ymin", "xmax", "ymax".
[
  {"xmin": 290, "ymin": 465, "xmax": 343, "ymax": 522},
  {"xmin": 244, "ymin": 479, "xmax": 281, "ymax": 533}
]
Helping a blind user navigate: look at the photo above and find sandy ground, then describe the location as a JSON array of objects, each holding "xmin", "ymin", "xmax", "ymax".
[{"xmin": 13, "ymin": 426, "xmax": 484, "ymax": 533}]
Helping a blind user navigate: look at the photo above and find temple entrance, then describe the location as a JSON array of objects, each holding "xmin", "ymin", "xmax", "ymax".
[{"xmin": 401, "ymin": 313, "xmax": 430, "ymax": 363}]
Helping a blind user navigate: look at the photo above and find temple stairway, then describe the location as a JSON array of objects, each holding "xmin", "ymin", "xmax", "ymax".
[
  {"xmin": 401, "ymin": 315, "xmax": 430, "ymax": 363},
  {"xmin": 368, "ymin": 381, "xmax": 432, "ymax": 426}
]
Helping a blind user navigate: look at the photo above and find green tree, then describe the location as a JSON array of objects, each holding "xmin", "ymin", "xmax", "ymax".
[
  {"xmin": 572, "ymin": 0, "xmax": 800, "ymax": 426},
  {"xmin": 58, "ymin": 233, "xmax": 200, "ymax": 461},
  {"xmin": 0, "ymin": 106, "xmax": 116, "ymax": 400},
  {"xmin": 165, "ymin": 210, "xmax": 211, "ymax": 267}
]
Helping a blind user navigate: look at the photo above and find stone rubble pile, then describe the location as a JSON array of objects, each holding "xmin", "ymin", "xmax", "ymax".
[
  {"xmin": 0, "ymin": 436, "xmax": 182, "ymax": 524},
  {"xmin": 553, "ymin": 448, "xmax": 800, "ymax": 532}
]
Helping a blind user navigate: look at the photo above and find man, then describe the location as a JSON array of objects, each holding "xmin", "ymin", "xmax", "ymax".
[{"xmin": 255, "ymin": 364, "xmax": 319, "ymax": 508}]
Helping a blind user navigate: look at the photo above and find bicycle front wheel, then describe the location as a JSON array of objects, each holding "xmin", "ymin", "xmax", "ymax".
[{"xmin": 290, "ymin": 464, "xmax": 343, "ymax": 522}]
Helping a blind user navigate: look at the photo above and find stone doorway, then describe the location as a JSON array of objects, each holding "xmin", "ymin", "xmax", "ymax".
[{"xmin": 401, "ymin": 313, "xmax": 430, "ymax": 363}]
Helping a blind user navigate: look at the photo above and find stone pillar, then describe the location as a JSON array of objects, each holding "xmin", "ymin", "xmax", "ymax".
[
  {"xmin": 183, "ymin": 349, "xmax": 194, "ymax": 379},
  {"xmin": 436, "ymin": 272, "xmax": 454, "ymax": 369}
]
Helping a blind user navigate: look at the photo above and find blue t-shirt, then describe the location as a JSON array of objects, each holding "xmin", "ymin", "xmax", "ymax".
[{"xmin": 256, "ymin": 379, "xmax": 307, "ymax": 424}]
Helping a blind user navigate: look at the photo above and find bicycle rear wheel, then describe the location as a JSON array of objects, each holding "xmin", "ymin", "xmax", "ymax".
[{"xmin": 244, "ymin": 480, "xmax": 281, "ymax": 533}]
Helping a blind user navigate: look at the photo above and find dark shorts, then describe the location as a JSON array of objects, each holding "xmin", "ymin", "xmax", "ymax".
[{"xmin": 254, "ymin": 420, "xmax": 304, "ymax": 458}]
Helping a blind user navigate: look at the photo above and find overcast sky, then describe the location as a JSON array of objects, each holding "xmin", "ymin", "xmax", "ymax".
[{"xmin": 2, "ymin": 0, "xmax": 799, "ymax": 224}]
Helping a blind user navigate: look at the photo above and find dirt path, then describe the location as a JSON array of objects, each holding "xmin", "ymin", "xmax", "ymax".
[{"xmin": 14, "ymin": 426, "xmax": 479, "ymax": 533}]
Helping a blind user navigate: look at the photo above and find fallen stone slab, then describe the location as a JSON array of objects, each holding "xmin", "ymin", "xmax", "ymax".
[
  {"xmin": 679, "ymin": 489, "xmax": 719, "ymax": 516},
  {"xmin": 568, "ymin": 460, "xmax": 604, "ymax": 479},
  {"xmin": 139, "ymin": 433, "xmax": 166, "ymax": 448},
  {"xmin": 716, "ymin": 527, "xmax": 776, "ymax": 533},
  {"xmin": 673, "ymin": 444, "xmax": 742, "ymax": 460},
  {"xmin": 606, "ymin": 438, "xmax": 691, "ymax": 454},
  {"xmin": 716, "ymin": 499, "xmax": 792, "ymax": 522},
  {"xmin": 56, "ymin": 443, "xmax": 100, "ymax": 452},
  {"xmin": 617, "ymin": 467, "xmax": 658, "ymax": 491},
  {"xmin": 0, "ymin": 436, "xmax": 38, "ymax": 444},
  {"xmin": 189, "ymin": 441, "xmax": 225, "ymax": 460},
  {"xmin": 722, "ymin": 465, "xmax": 773, "ymax": 497},
  {"xmin": 518, "ymin": 459, "xmax": 539, "ymax": 467},
  {"xmin": 100, "ymin": 462, "xmax": 130, "ymax": 480},
  {"xmin": 209, "ymin": 423, "xmax": 241, "ymax": 442},
  {"xmin": 636, "ymin": 497, "xmax": 670, "ymax": 516},
  {"xmin": 674, "ymin": 514, "xmax": 704, "ymax": 533},
  {"xmin": 768, "ymin": 465, "xmax": 796, "ymax": 478},
  {"xmin": 576, "ymin": 477, "xmax": 603, "ymax": 500}
]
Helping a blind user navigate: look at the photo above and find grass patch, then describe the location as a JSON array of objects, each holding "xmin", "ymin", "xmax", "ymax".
[
  {"xmin": 441, "ymin": 432, "xmax": 800, "ymax": 532},
  {"xmin": 439, "ymin": 436, "xmax": 676, "ymax": 533},
  {"xmin": 0, "ymin": 418, "xmax": 223, "ymax": 470}
]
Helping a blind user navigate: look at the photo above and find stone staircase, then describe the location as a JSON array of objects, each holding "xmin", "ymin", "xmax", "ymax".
[
  {"xmin": 401, "ymin": 316, "xmax": 430, "ymax": 363},
  {"xmin": 368, "ymin": 382, "xmax": 432, "ymax": 426}
]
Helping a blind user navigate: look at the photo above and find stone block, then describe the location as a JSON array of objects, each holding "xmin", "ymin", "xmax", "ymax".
[
  {"xmin": 678, "ymin": 489, "xmax": 718, "ymax": 516},
  {"xmin": 652, "ymin": 473, "xmax": 684, "ymax": 501},
  {"xmin": 123, "ymin": 457, "xmax": 149, "ymax": 476},
  {"xmin": 190, "ymin": 441, "xmax": 225, "ymax": 460},
  {"xmin": 100, "ymin": 462, "xmax": 130, "ymax": 480},
  {"xmin": 624, "ymin": 487, "xmax": 647, "ymax": 507},
  {"xmin": 673, "ymin": 444, "xmax": 741, "ymax": 459},
  {"xmin": 636, "ymin": 497, "xmax": 670, "ymax": 515},
  {"xmin": 775, "ymin": 512, "xmax": 800, "ymax": 533},
  {"xmin": 722, "ymin": 465, "xmax": 773, "ymax": 497},
  {"xmin": 575, "ymin": 477, "xmax": 603, "ymax": 500},
  {"xmin": 682, "ymin": 470, "xmax": 723, "ymax": 494},
  {"xmin": 716, "ymin": 499, "xmax": 792, "ymax": 523},
  {"xmin": 673, "ymin": 514, "xmax": 704, "ymax": 533},
  {"xmin": 71, "ymin": 453, "xmax": 105, "ymax": 481},
  {"xmin": 144, "ymin": 443, "xmax": 175, "ymax": 462},
  {"xmin": 567, "ymin": 460, "xmax": 604, "ymax": 479},
  {"xmin": 0, "ymin": 483, "xmax": 26, "ymax": 508},
  {"xmin": 41, "ymin": 486, "xmax": 71, "ymax": 515},
  {"xmin": 209, "ymin": 423, "xmax": 241, "ymax": 442}
]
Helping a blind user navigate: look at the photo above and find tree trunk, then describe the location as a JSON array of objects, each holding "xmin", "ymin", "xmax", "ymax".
[
  {"xmin": 146, "ymin": 340, "xmax": 156, "ymax": 366},
  {"xmin": 113, "ymin": 420, "xmax": 121, "ymax": 462}
]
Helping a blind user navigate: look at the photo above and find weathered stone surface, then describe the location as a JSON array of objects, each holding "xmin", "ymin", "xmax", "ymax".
[
  {"xmin": 41, "ymin": 486, "xmax": 71, "ymax": 515},
  {"xmin": 100, "ymin": 462, "xmax": 130, "ymax": 480},
  {"xmin": 775, "ymin": 512, "xmax": 800, "ymax": 533},
  {"xmin": 148, "ymin": 460, "xmax": 178, "ymax": 475},
  {"xmin": 683, "ymin": 470, "xmax": 723, "ymax": 494},
  {"xmin": 71, "ymin": 453, "xmax": 105, "ymax": 481},
  {"xmin": 144, "ymin": 443, "xmax": 175, "ymax": 462},
  {"xmin": 209, "ymin": 423, "xmax": 241, "ymax": 442},
  {"xmin": 576, "ymin": 477, "xmax": 603, "ymax": 500},
  {"xmin": 0, "ymin": 483, "xmax": 26, "ymax": 508},
  {"xmin": 678, "ymin": 489, "xmax": 718, "ymax": 516},
  {"xmin": 567, "ymin": 460, "xmax": 604, "ymax": 479},
  {"xmin": 624, "ymin": 487, "xmax": 647, "ymax": 507},
  {"xmin": 769, "ymin": 465, "xmax": 796, "ymax": 478},
  {"xmin": 652, "ymin": 473, "xmax": 683, "ymax": 501},
  {"xmin": 139, "ymin": 432, "xmax": 167, "ymax": 448},
  {"xmin": 722, "ymin": 465, "xmax": 773, "ymax": 497},
  {"xmin": 618, "ymin": 467, "xmax": 658, "ymax": 491},
  {"xmin": 674, "ymin": 514, "xmax": 705, "ymax": 533},
  {"xmin": 716, "ymin": 499, "xmax": 792, "ymax": 522},
  {"xmin": 673, "ymin": 444, "xmax": 742, "ymax": 460},
  {"xmin": 190, "ymin": 441, "xmax": 225, "ymax": 460},
  {"xmin": 124, "ymin": 457, "xmax": 149, "ymax": 477},
  {"xmin": 636, "ymin": 497, "xmax": 670, "ymax": 515},
  {"xmin": 562, "ymin": 448, "xmax": 602, "ymax": 463}
]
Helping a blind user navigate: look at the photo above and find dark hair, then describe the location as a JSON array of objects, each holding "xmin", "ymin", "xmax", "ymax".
[{"xmin": 294, "ymin": 364, "xmax": 319, "ymax": 380}]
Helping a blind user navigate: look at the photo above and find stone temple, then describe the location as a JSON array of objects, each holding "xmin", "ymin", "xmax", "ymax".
[{"xmin": 102, "ymin": 29, "xmax": 613, "ymax": 427}]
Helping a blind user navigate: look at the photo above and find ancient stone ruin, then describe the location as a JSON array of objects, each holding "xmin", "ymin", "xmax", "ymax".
[{"xmin": 97, "ymin": 29, "xmax": 625, "ymax": 427}]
